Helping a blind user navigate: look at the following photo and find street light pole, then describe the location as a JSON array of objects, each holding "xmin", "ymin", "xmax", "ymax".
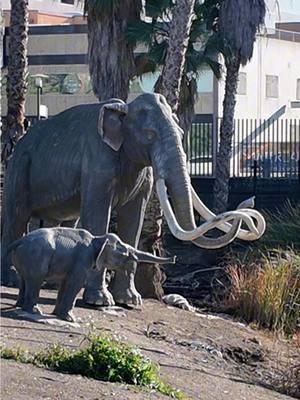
[
  {"xmin": 31, "ymin": 74, "xmax": 48, "ymax": 121},
  {"xmin": 35, "ymin": 77, "xmax": 42, "ymax": 121}
]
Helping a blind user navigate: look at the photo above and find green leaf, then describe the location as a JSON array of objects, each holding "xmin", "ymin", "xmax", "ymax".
[
  {"xmin": 126, "ymin": 20, "xmax": 154, "ymax": 45},
  {"xmin": 145, "ymin": 0, "xmax": 173, "ymax": 19},
  {"xmin": 83, "ymin": 0, "xmax": 121, "ymax": 18},
  {"xmin": 134, "ymin": 54, "xmax": 157, "ymax": 76}
]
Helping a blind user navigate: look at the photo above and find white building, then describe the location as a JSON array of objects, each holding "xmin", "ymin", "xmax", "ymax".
[
  {"xmin": 0, "ymin": 0, "xmax": 83, "ymax": 17},
  {"xmin": 217, "ymin": 26, "xmax": 300, "ymax": 121}
]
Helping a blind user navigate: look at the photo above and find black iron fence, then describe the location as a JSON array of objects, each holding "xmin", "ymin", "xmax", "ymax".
[
  {"xmin": 2, "ymin": 116, "xmax": 299, "ymax": 180},
  {"xmin": 185, "ymin": 121, "xmax": 214, "ymax": 177},
  {"xmin": 186, "ymin": 118, "xmax": 300, "ymax": 179}
]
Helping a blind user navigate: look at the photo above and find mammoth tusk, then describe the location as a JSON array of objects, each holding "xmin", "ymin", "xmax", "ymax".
[
  {"xmin": 156, "ymin": 179, "xmax": 261, "ymax": 243},
  {"xmin": 190, "ymin": 186, "xmax": 266, "ymax": 241}
]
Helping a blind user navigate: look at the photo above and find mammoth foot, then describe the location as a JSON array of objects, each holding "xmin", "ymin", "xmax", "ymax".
[
  {"xmin": 112, "ymin": 287, "xmax": 142, "ymax": 307},
  {"xmin": 21, "ymin": 304, "xmax": 43, "ymax": 315},
  {"xmin": 83, "ymin": 288, "xmax": 115, "ymax": 307},
  {"xmin": 53, "ymin": 309, "xmax": 76, "ymax": 323}
]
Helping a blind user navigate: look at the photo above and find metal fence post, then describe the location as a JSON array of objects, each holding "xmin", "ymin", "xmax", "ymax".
[{"xmin": 252, "ymin": 159, "xmax": 258, "ymax": 201}]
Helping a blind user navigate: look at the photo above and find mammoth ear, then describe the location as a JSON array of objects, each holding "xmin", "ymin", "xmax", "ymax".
[{"xmin": 98, "ymin": 101, "xmax": 128, "ymax": 151}]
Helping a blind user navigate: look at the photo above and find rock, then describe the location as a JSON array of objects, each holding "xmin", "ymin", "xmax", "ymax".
[{"xmin": 162, "ymin": 294, "xmax": 194, "ymax": 311}]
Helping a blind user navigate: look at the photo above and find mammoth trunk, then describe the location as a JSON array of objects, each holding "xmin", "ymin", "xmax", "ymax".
[{"xmin": 166, "ymin": 165, "xmax": 196, "ymax": 233}]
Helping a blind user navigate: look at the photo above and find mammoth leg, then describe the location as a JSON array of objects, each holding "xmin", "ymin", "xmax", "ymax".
[
  {"xmin": 22, "ymin": 277, "xmax": 43, "ymax": 314},
  {"xmin": 53, "ymin": 266, "xmax": 84, "ymax": 322},
  {"xmin": 80, "ymin": 179, "xmax": 114, "ymax": 306},
  {"xmin": 110, "ymin": 176, "xmax": 152, "ymax": 306},
  {"xmin": 16, "ymin": 276, "xmax": 26, "ymax": 307},
  {"xmin": 1, "ymin": 213, "xmax": 31, "ymax": 286}
]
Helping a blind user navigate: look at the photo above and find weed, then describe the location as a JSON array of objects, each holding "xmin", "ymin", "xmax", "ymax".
[
  {"xmin": 223, "ymin": 249, "xmax": 300, "ymax": 335},
  {"xmin": 260, "ymin": 202, "xmax": 300, "ymax": 249},
  {"xmin": 0, "ymin": 335, "xmax": 184, "ymax": 399},
  {"xmin": 0, "ymin": 345, "xmax": 31, "ymax": 363}
]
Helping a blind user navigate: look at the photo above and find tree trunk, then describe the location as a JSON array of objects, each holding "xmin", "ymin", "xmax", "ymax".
[
  {"xmin": 213, "ymin": 56, "xmax": 240, "ymax": 213},
  {"xmin": 2, "ymin": 0, "xmax": 28, "ymax": 165},
  {"xmin": 0, "ymin": 8, "xmax": 3, "ymax": 134},
  {"xmin": 177, "ymin": 76, "xmax": 197, "ymax": 151},
  {"xmin": 87, "ymin": 1, "xmax": 140, "ymax": 101},
  {"xmin": 138, "ymin": 0, "xmax": 195, "ymax": 299},
  {"xmin": 159, "ymin": 0, "xmax": 195, "ymax": 112}
]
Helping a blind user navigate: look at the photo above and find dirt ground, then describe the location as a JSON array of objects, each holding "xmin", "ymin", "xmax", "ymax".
[{"xmin": 1, "ymin": 286, "xmax": 299, "ymax": 400}]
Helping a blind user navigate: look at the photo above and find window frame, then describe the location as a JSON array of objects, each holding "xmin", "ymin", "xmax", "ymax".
[{"xmin": 266, "ymin": 74, "xmax": 279, "ymax": 99}]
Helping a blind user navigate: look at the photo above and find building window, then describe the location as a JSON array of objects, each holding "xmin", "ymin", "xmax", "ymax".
[
  {"xmin": 297, "ymin": 79, "xmax": 300, "ymax": 100},
  {"xmin": 237, "ymin": 72, "xmax": 247, "ymax": 95},
  {"xmin": 61, "ymin": 0, "xmax": 75, "ymax": 4},
  {"xmin": 266, "ymin": 75, "xmax": 279, "ymax": 98}
]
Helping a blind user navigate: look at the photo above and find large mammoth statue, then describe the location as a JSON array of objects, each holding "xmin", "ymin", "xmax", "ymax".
[{"xmin": 1, "ymin": 93, "xmax": 265, "ymax": 305}]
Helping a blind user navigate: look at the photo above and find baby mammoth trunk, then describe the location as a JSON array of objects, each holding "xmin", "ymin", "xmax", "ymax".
[{"xmin": 130, "ymin": 248, "xmax": 176, "ymax": 265}]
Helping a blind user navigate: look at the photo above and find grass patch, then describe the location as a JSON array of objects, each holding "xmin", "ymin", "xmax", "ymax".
[
  {"xmin": 0, "ymin": 334, "xmax": 184, "ymax": 399},
  {"xmin": 217, "ymin": 203, "xmax": 300, "ymax": 336},
  {"xmin": 260, "ymin": 202, "xmax": 300, "ymax": 249},
  {"xmin": 224, "ymin": 249, "xmax": 300, "ymax": 335}
]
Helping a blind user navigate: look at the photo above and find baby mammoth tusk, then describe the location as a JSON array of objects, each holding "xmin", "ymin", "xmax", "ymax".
[{"xmin": 190, "ymin": 186, "xmax": 266, "ymax": 241}]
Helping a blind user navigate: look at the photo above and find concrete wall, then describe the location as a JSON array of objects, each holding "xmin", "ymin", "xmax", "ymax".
[{"xmin": 218, "ymin": 34, "xmax": 300, "ymax": 120}]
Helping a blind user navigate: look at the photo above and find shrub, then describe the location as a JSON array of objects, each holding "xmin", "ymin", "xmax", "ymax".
[
  {"xmin": 223, "ymin": 249, "xmax": 300, "ymax": 335},
  {"xmin": 259, "ymin": 202, "xmax": 300, "ymax": 249},
  {"xmin": 1, "ymin": 335, "xmax": 184, "ymax": 399}
]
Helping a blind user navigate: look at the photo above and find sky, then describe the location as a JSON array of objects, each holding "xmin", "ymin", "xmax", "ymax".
[
  {"xmin": 265, "ymin": 0, "xmax": 300, "ymax": 27},
  {"xmin": 277, "ymin": 0, "xmax": 300, "ymax": 13}
]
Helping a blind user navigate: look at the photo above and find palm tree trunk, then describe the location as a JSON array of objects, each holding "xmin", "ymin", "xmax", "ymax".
[
  {"xmin": 159, "ymin": 0, "xmax": 195, "ymax": 112},
  {"xmin": 139, "ymin": 0, "xmax": 195, "ymax": 298},
  {"xmin": 144, "ymin": 0, "xmax": 196, "ymax": 251},
  {"xmin": 87, "ymin": 1, "xmax": 140, "ymax": 101},
  {"xmin": 0, "ymin": 8, "xmax": 4, "ymax": 134},
  {"xmin": 213, "ymin": 56, "xmax": 240, "ymax": 213},
  {"xmin": 177, "ymin": 76, "xmax": 197, "ymax": 150},
  {"xmin": 2, "ymin": 0, "xmax": 28, "ymax": 165}
]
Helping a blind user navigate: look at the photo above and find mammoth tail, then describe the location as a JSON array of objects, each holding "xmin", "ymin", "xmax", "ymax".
[{"xmin": 3, "ymin": 238, "xmax": 23, "ymax": 259}]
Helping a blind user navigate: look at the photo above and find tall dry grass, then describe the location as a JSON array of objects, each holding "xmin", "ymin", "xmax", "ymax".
[
  {"xmin": 224, "ymin": 249, "xmax": 300, "ymax": 335},
  {"xmin": 221, "ymin": 202, "xmax": 300, "ymax": 335}
]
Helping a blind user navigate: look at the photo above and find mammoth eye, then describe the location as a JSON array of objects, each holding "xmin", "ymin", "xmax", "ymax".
[{"xmin": 144, "ymin": 129, "xmax": 156, "ymax": 142}]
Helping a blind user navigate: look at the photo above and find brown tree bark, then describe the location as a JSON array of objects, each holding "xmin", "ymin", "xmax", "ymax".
[
  {"xmin": 87, "ymin": 1, "xmax": 140, "ymax": 101},
  {"xmin": 139, "ymin": 0, "xmax": 195, "ymax": 298},
  {"xmin": 2, "ymin": 0, "xmax": 28, "ymax": 165},
  {"xmin": 159, "ymin": 0, "xmax": 195, "ymax": 112},
  {"xmin": 213, "ymin": 56, "xmax": 240, "ymax": 213}
]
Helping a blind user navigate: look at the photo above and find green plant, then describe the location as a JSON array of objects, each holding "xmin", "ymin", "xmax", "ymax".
[
  {"xmin": 0, "ymin": 345, "xmax": 31, "ymax": 363},
  {"xmin": 1, "ymin": 335, "xmax": 184, "ymax": 399},
  {"xmin": 224, "ymin": 249, "xmax": 300, "ymax": 335},
  {"xmin": 260, "ymin": 203, "xmax": 300, "ymax": 249}
]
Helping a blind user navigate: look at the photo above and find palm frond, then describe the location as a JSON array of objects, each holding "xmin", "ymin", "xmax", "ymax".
[
  {"xmin": 134, "ymin": 53, "xmax": 157, "ymax": 76},
  {"xmin": 145, "ymin": 0, "xmax": 173, "ymax": 19},
  {"xmin": 219, "ymin": 0, "xmax": 266, "ymax": 64},
  {"xmin": 83, "ymin": 0, "xmax": 121, "ymax": 17},
  {"xmin": 126, "ymin": 20, "xmax": 154, "ymax": 45},
  {"xmin": 148, "ymin": 40, "xmax": 168, "ymax": 65},
  {"xmin": 189, "ymin": 18, "xmax": 207, "ymax": 42}
]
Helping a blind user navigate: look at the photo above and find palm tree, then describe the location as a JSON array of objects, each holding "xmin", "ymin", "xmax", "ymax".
[
  {"xmin": 83, "ymin": 0, "xmax": 141, "ymax": 101},
  {"xmin": 0, "ymin": 8, "xmax": 4, "ymax": 133},
  {"xmin": 1, "ymin": 0, "xmax": 29, "ymax": 165},
  {"xmin": 213, "ymin": 0, "xmax": 266, "ymax": 213},
  {"xmin": 158, "ymin": 0, "xmax": 196, "ymax": 111},
  {"xmin": 127, "ymin": 0, "xmax": 222, "ymax": 136}
]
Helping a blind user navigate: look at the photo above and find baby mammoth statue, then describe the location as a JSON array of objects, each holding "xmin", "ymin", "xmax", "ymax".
[{"xmin": 6, "ymin": 228, "xmax": 175, "ymax": 322}]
